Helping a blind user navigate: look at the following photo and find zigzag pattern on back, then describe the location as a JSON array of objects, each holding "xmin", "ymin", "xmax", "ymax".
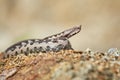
[{"xmin": 3, "ymin": 25, "xmax": 81, "ymax": 58}]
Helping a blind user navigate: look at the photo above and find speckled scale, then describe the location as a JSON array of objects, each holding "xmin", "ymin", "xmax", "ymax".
[{"xmin": 3, "ymin": 25, "xmax": 81, "ymax": 58}]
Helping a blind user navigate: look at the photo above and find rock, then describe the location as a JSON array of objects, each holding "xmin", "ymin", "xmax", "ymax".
[{"xmin": 0, "ymin": 50, "xmax": 120, "ymax": 80}]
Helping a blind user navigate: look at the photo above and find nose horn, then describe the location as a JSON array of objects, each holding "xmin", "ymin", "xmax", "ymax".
[
  {"xmin": 44, "ymin": 25, "xmax": 81, "ymax": 40},
  {"xmin": 62, "ymin": 25, "xmax": 81, "ymax": 38}
]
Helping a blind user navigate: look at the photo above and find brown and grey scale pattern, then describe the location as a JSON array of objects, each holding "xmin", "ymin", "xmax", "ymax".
[{"xmin": 3, "ymin": 25, "xmax": 81, "ymax": 58}]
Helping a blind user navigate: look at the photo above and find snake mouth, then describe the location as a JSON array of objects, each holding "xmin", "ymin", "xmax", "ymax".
[
  {"xmin": 44, "ymin": 25, "xmax": 81, "ymax": 40},
  {"xmin": 62, "ymin": 25, "xmax": 81, "ymax": 39}
]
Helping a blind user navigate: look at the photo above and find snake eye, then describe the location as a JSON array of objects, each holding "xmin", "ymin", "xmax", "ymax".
[{"xmin": 11, "ymin": 48, "xmax": 15, "ymax": 51}]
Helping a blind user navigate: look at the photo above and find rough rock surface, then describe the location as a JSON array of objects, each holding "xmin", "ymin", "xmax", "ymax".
[{"xmin": 0, "ymin": 49, "xmax": 120, "ymax": 80}]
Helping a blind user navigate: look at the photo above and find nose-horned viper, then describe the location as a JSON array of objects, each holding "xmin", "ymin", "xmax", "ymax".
[{"xmin": 3, "ymin": 25, "xmax": 81, "ymax": 58}]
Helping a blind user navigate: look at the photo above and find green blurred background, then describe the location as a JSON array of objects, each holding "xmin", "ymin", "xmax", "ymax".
[{"xmin": 0, "ymin": 0, "xmax": 120, "ymax": 52}]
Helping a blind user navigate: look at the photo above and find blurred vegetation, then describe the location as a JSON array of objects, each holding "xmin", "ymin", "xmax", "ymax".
[{"xmin": 0, "ymin": 0, "xmax": 120, "ymax": 51}]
